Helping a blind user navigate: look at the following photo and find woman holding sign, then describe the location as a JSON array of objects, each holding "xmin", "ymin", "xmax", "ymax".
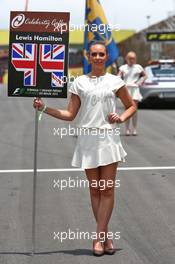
[{"xmin": 33, "ymin": 41, "xmax": 136, "ymax": 256}]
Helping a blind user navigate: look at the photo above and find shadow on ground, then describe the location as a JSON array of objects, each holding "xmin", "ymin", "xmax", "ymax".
[{"xmin": 0, "ymin": 248, "xmax": 123, "ymax": 256}]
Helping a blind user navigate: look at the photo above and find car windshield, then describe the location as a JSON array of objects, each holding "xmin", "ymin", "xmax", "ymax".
[{"xmin": 151, "ymin": 64, "xmax": 175, "ymax": 78}]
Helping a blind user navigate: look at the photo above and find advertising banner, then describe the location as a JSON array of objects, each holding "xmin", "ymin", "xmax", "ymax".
[
  {"xmin": 147, "ymin": 32, "xmax": 175, "ymax": 42},
  {"xmin": 8, "ymin": 11, "xmax": 70, "ymax": 98}
]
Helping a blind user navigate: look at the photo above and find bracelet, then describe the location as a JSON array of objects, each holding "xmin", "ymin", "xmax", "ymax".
[{"xmin": 38, "ymin": 105, "xmax": 47, "ymax": 121}]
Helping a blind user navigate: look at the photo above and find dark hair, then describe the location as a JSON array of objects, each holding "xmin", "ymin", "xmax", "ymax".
[{"xmin": 88, "ymin": 40, "xmax": 108, "ymax": 54}]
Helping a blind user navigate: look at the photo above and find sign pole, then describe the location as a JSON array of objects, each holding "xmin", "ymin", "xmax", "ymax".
[
  {"xmin": 25, "ymin": 0, "xmax": 29, "ymax": 11},
  {"xmin": 31, "ymin": 107, "xmax": 39, "ymax": 255}
]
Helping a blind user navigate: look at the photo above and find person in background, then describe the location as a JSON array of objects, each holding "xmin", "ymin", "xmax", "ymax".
[{"xmin": 118, "ymin": 51, "xmax": 147, "ymax": 136}]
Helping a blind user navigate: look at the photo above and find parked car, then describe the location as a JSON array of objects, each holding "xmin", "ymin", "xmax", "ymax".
[{"xmin": 140, "ymin": 60, "xmax": 175, "ymax": 103}]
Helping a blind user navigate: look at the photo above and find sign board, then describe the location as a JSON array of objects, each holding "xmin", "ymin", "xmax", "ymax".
[
  {"xmin": 147, "ymin": 32, "xmax": 175, "ymax": 42},
  {"xmin": 8, "ymin": 11, "xmax": 70, "ymax": 98}
]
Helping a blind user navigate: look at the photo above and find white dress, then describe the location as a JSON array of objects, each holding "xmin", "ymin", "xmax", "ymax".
[
  {"xmin": 69, "ymin": 73, "xmax": 127, "ymax": 169},
  {"xmin": 119, "ymin": 64, "xmax": 143, "ymax": 102}
]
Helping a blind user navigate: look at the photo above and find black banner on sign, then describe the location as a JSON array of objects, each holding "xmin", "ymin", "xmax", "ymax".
[
  {"xmin": 8, "ymin": 11, "xmax": 70, "ymax": 98},
  {"xmin": 146, "ymin": 32, "xmax": 175, "ymax": 42}
]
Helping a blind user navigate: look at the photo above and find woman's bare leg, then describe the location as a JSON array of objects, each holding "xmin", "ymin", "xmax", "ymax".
[
  {"xmin": 96, "ymin": 162, "xmax": 118, "ymax": 240},
  {"xmin": 125, "ymin": 118, "xmax": 131, "ymax": 135},
  {"xmin": 85, "ymin": 163, "xmax": 118, "ymax": 243},
  {"xmin": 85, "ymin": 167, "xmax": 104, "ymax": 252},
  {"xmin": 132, "ymin": 100, "xmax": 138, "ymax": 134},
  {"xmin": 85, "ymin": 167, "xmax": 100, "ymax": 221}
]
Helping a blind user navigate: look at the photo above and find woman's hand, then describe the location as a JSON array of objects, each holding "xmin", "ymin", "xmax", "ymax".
[
  {"xmin": 108, "ymin": 112, "xmax": 123, "ymax": 124},
  {"xmin": 33, "ymin": 97, "xmax": 45, "ymax": 111}
]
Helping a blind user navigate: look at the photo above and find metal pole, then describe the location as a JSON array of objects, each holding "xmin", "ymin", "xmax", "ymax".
[
  {"xmin": 146, "ymin": 15, "xmax": 151, "ymax": 28},
  {"xmin": 25, "ymin": 0, "xmax": 29, "ymax": 11},
  {"xmin": 31, "ymin": 107, "xmax": 39, "ymax": 255}
]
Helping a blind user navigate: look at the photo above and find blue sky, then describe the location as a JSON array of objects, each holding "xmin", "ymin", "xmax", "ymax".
[{"xmin": 1, "ymin": 0, "xmax": 174, "ymax": 31}]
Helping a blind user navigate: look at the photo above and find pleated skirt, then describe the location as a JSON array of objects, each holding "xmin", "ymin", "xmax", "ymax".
[
  {"xmin": 71, "ymin": 128, "xmax": 127, "ymax": 169},
  {"xmin": 128, "ymin": 86, "xmax": 143, "ymax": 102}
]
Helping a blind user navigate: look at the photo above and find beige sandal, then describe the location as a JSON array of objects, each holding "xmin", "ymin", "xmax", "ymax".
[
  {"xmin": 93, "ymin": 240, "xmax": 104, "ymax": 257},
  {"xmin": 104, "ymin": 239, "xmax": 115, "ymax": 255}
]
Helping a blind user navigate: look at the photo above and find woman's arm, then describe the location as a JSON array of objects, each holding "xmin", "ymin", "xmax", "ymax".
[
  {"xmin": 139, "ymin": 70, "xmax": 147, "ymax": 85},
  {"xmin": 33, "ymin": 93, "xmax": 81, "ymax": 121},
  {"xmin": 108, "ymin": 85, "xmax": 137, "ymax": 124}
]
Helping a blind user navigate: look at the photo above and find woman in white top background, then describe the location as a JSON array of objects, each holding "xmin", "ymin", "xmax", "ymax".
[
  {"xmin": 118, "ymin": 51, "xmax": 147, "ymax": 136},
  {"xmin": 33, "ymin": 42, "xmax": 136, "ymax": 256}
]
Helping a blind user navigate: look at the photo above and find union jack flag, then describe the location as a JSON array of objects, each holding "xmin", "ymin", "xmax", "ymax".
[
  {"xmin": 39, "ymin": 44, "xmax": 65, "ymax": 87},
  {"xmin": 11, "ymin": 43, "xmax": 37, "ymax": 86}
]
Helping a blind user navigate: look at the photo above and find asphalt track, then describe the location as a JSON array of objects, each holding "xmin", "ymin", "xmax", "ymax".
[{"xmin": 0, "ymin": 84, "xmax": 175, "ymax": 264}]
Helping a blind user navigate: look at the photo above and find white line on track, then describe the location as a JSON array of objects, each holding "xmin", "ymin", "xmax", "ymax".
[{"xmin": 0, "ymin": 167, "xmax": 175, "ymax": 173}]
